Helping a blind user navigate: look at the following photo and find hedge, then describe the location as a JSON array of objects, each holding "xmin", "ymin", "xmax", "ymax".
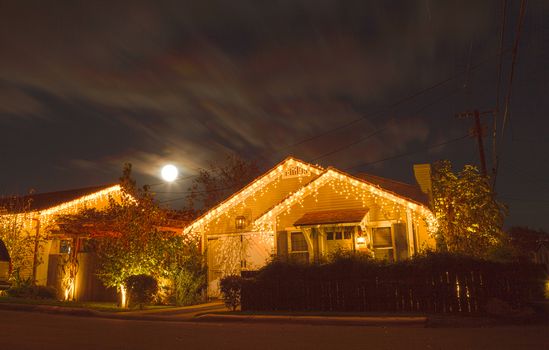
[{"xmin": 240, "ymin": 253, "xmax": 547, "ymax": 314}]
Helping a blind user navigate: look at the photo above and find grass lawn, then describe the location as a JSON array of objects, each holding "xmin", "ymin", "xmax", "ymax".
[{"xmin": 0, "ymin": 296, "xmax": 174, "ymax": 313}]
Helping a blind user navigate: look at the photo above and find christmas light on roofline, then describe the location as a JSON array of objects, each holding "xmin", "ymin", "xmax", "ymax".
[
  {"xmin": 183, "ymin": 158, "xmax": 323, "ymax": 236},
  {"xmin": 253, "ymin": 169, "xmax": 438, "ymax": 235}
]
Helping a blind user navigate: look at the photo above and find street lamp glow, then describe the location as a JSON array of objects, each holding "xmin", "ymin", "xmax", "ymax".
[{"xmin": 161, "ymin": 164, "xmax": 178, "ymax": 182}]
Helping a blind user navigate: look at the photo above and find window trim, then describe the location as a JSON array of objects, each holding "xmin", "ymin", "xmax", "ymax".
[
  {"xmin": 367, "ymin": 220, "xmax": 398, "ymax": 261},
  {"xmin": 289, "ymin": 231, "xmax": 309, "ymax": 253}
]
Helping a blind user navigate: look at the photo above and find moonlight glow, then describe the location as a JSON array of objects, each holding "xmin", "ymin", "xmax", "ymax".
[{"xmin": 161, "ymin": 164, "xmax": 178, "ymax": 182}]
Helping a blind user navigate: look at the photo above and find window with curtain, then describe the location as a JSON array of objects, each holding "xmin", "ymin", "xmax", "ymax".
[{"xmin": 291, "ymin": 232, "xmax": 308, "ymax": 252}]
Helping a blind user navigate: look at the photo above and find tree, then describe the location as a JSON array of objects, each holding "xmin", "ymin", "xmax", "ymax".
[
  {"xmin": 185, "ymin": 154, "xmax": 260, "ymax": 214},
  {"xmin": 507, "ymin": 226, "xmax": 549, "ymax": 261},
  {"xmin": 431, "ymin": 160, "xmax": 506, "ymax": 258},
  {"xmin": 0, "ymin": 194, "xmax": 44, "ymax": 285},
  {"xmin": 55, "ymin": 164, "xmax": 187, "ymax": 307}
]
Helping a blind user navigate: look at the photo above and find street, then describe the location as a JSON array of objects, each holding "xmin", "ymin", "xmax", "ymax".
[{"xmin": 0, "ymin": 310, "xmax": 547, "ymax": 350}]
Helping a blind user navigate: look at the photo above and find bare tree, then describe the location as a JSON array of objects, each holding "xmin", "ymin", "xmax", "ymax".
[{"xmin": 185, "ymin": 154, "xmax": 260, "ymax": 215}]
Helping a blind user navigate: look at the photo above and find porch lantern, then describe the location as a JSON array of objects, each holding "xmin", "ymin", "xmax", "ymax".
[{"xmin": 235, "ymin": 216, "xmax": 247, "ymax": 230}]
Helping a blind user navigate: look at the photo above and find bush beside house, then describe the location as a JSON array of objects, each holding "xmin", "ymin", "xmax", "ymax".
[
  {"xmin": 220, "ymin": 275, "xmax": 243, "ymax": 311},
  {"xmin": 238, "ymin": 252, "xmax": 546, "ymax": 314},
  {"xmin": 126, "ymin": 274, "xmax": 158, "ymax": 309}
]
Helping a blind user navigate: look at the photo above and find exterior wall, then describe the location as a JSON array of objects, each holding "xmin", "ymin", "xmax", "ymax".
[
  {"xmin": 194, "ymin": 166, "xmax": 435, "ymax": 295},
  {"xmin": 206, "ymin": 232, "xmax": 273, "ymax": 297},
  {"xmin": 200, "ymin": 163, "xmax": 320, "ymax": 296},
  {"xmin": 203, "ymin": 170, "xmax": 318, "ymax": 235},
  {"xmin": 0, "ymin": 187, "xmax": 121, "ymax": 290},
  {"xmin": 274, "ymin": 177, "xmax": 432, "ymax": 262}
]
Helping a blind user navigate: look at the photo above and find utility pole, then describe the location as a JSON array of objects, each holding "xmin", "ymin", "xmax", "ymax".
[{"xmin": 456, "ymin": 109, "xmax": 495, "ymax": 177}]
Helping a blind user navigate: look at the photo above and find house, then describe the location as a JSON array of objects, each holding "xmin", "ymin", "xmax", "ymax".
[
  {"xmin": 0, "ymin": 184, "xmax": 123, "ymax": 300},
  {"xmin": 183, "ymin": 157, "xmax": 438, "ymax": 296}
]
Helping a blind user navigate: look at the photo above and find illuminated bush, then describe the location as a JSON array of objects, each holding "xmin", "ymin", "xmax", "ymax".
[
  {"xmin": 220, "ymin": 275, "xmax": 243, "ymax": 311},
  {"xmin": 126, "ymin": 274, "xmax": 158, "ymax": 309}
]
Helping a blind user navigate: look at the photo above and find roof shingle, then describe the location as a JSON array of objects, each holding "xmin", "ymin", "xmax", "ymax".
[{"xmin": 0, "ymin": 184, "xmax": 117, "ymax": 214}]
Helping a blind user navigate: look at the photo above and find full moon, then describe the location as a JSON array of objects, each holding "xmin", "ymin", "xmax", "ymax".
[{"xmin": 161, "ymin": 164, "xmax": 178, "ymax": 182}]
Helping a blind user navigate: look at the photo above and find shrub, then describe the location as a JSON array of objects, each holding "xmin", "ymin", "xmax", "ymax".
[
  {"xmin": 220, "ymin": 275, "xmax": 243, "ymax": 311},
  {"xmin": 7, "ymin": 283, "xmax": 57, "ymax": 300},
  {"xmin": 172, "ymin": 267, "xmax": 207, "ymax": 306},
  {"xmin": 126, "ymin": 274, "xmax": 158, "ymax": 309},
  {"xmin": 240, "ymin": 252, "xmax": 546, "ymax": 313},
  {"xmin": 168, "ymin": 251, "xmax": 207, "ymax": 306},
  {"xmin": 34, "ymin": 285, "xmax": 57, "ymax": 299}
]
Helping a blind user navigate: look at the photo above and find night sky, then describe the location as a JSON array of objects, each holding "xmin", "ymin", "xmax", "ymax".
[{"xmin": 1, "ymin": 1, "xmax": 548, "ymax": 230}]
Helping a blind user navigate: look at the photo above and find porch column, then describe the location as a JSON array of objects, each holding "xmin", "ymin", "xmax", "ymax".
[{"xmin": 406, "ymin": 209, "xmax": 415, "ymax": 256}]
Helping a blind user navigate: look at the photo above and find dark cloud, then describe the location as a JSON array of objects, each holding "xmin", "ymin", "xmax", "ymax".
[{"xmin": 1, "ymin": 1, "xmax": 548, "ymax": 229}]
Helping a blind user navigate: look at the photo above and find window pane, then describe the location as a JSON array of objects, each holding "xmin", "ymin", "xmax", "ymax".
[
  {"xmin": 326, "ymin": 232, "xmax": 334, "ymax": 240},
  {"xmin": 335, "ymin": 232, "xmax": 342, "ymax": 240},
  {"xmin": 344, "ymin": 227, "xmax": 353, "ymax": 240},
  {"xmin": 78, "ymin": 238, "xmax": 91, "ymax": 253},
  {"xmin": 291, "ymin": 232, "xmax": 308, "ymax": 252},
  {"xmin": 59, "ymin": 240, "xmax": 71, "ymax": 254},
  {"xmin": 374, "ymin": 248, "xmax": 394, "ymax": 262},
  {"xmin": 372, "ymin": 227, "xmax": 392, "ymax": 248}
]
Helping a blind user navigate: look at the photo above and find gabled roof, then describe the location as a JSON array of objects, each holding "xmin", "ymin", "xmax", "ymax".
[
  {"xmin": 354, "ymin": 173, "xmax": 429, "ymax": 206},
  {"xmin": 183, "ymin": 156, "xmax": 323, "ymax": 234},
  {"xmin": 294, "ymin": 209, "xmax": 368, "ymax": 226},
  {"xmin": 0, "ymin": 184, "xmax": 120, "ymax": 214},
  {"xmin": 254, "ymin": 167, "xmax": 434, "ymax": 228}
]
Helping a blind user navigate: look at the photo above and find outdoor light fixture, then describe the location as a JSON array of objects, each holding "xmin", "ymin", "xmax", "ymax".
[
  {"xmin": 235, "ymin": 216, "xmax": 246, "ymax": 230},
  {"xmin": 356, "ymin": 236, "xmax": 367, "ymax": 244}
]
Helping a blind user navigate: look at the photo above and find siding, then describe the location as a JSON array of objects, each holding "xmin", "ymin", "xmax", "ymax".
[
  {"xmin": 204, "ymin": 170, "xmax": 318, "ymax": 234},
  {"xmin": 276, "ymin": 178, "xmax": 408, "ymax": 231}
]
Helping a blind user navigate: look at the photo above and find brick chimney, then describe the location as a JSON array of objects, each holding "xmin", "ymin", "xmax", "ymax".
[{"xmin": 413, "ymin": 164, "xmax": 432, "ymax": 199}]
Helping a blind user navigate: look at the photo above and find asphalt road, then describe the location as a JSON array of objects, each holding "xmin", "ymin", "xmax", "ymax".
[{"xmin": 0, "ymin": 310, "xmax": 547, "ymax": 350}]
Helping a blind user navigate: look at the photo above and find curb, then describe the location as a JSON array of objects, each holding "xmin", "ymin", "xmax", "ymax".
[
  {"xmin": 194, "ymin": 314, "xmax": 428, "ymax": 327},
  {"xmin": 0, "ymin": 302, "xmax": 202, "ymax": 322}
]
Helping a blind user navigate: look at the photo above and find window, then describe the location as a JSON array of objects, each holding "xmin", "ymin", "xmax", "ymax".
[
  {"xmin": 372, "ymin": 227, "xmax": 392, "ymax": 248},
  {"xmin": 326, "ymin": 227, "xmax": 354, "ymax": 241},
  {"xmin": 59, "ymin": 239, "xmax": 71, "ymax": 254},
  {"xmin": 291, "ymin": 232, "xmax": 308, "ymax": 252},
  {"xmin": 343, "ymin": 227, "xmax": 353, "ymax": 240},
  {"xmin": 372, "ymin": 227, "xmax": 394, "ymax": 262},
  {"xmin": 78, "ymin": 238, "xmax": 92, "ymax": 253}
]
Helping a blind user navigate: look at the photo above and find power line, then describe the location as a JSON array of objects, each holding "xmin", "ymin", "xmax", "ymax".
[
  {"xmin": 345, "ymin": 134, "xmax": 469, "ymax": 171},
  {"xmin": 500, "ymin": 196, "xmax": 549, "ymax": 204},
  {"xmin": 311, "ymin": 87, "xmax": 461, "ymax": 162},
  {"xmin": 498, "ymin": 0, "xmax": 528, "ymax": 173},
  {"xmin": 158, "ymin": 135, "xmax": 469, "ymax": 204},
  {"xmin": 266, "ymin": 51, "xmax": 510, "ymax": 160},
  {"xmin": 311, "ymin": 128, "xmax": 386, "ymax": 162},
  {"xmin": 491, "ymin": 0, "xmax": 508, "ymax": 185},
  {"xmin": 147, "ymin": 174, "xmax": 198, "ymax": 187},
  {"xmin": 156, "ymin": 51, "xmax": 509, "ymax": 190}
]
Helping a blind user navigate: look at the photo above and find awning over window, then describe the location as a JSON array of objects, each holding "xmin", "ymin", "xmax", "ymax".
[{"xmin": 294, "ymin": 209, "xmax": 369, "ymax": 226}]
